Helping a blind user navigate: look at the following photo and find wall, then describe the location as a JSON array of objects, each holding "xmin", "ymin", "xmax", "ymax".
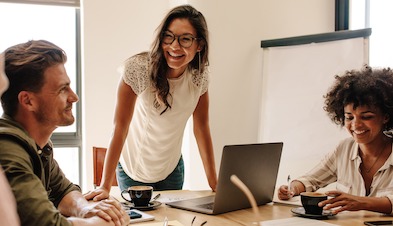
[
  {"xmin": 82, "ymin": 0, "xmax": 172, "ymax": 190},
  {"xmin": 82, "ymin": 0, "xmax": 334, "ymax": 191}
]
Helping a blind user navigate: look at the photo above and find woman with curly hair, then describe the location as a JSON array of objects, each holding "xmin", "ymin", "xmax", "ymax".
[
  {"xmin": 84, "ymin": 5, "xmax": 217, "ymax": 201},
  {"xmin": 278, "ymin": 66, "xmax": 393, "ymax": 214}
]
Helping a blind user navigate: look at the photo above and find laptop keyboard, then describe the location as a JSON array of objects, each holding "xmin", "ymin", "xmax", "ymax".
[{"xmin": 197, "ymin": 202, "xmax": 214, "ymax": 210}]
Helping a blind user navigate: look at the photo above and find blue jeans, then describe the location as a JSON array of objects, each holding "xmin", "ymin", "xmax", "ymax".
[{"xmin": 116, "ymin": 156, "xmax": 184, "ymax": 192}]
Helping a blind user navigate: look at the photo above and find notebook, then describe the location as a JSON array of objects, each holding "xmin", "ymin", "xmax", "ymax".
[{"xmin": 166, "ymin": 142, "xmax": 283, "ymax": 215}]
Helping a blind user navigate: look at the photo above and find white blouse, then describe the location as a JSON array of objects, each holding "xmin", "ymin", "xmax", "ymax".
[{"xmin": 119, "ymin": 52, "xmax": 209, "ymax": 182}]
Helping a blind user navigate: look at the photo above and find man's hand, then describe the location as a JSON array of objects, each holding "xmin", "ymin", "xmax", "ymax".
[{"xmin": 79, "ymin": 199, "xmax": 128, "ymax": 226}]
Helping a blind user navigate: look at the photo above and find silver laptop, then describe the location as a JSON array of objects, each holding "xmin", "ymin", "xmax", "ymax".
[{"xmin": 166, "ymin": 142, "xmax": 283, "ymax": 215}]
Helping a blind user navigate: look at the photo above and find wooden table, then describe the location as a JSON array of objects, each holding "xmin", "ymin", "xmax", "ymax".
[{"xmin": 111, "ymin": 189, "xmax": 393, "ymax": 225}]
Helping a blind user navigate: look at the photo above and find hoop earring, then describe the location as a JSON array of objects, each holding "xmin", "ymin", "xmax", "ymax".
[{"xmin": 383, "ymin": 124, "xmax": 393, "ymax": 138}]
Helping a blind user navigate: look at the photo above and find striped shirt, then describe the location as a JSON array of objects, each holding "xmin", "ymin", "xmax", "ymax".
[{"xmin": 297, "ymin": 137, "xmax": 393, "ymax": 213}]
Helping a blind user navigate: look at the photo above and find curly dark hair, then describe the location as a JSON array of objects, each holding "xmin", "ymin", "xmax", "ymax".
[{"xmin": 324, "ymin": 66, "xmax": 393, "ymax": 130}]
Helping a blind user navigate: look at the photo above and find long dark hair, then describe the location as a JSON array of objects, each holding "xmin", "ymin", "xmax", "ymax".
[{"xmin": 149, "ymin": 5, "xmax": 209, "ymax": 114}]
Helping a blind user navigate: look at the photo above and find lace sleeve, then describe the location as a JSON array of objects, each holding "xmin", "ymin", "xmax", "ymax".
[
  {"xmin": 121, "ymin": 52, "xmax": 150, "ymax": 95},
  {"xmin": 192, "ymin": 68, "xmax": 209, "ymax": 96}
]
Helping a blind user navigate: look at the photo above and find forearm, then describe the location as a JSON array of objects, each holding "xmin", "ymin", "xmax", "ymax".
[
  {"xmin": 58, "ymin": 191, "xmax": 90, "ymax": 217},
  {"xmin": 200, "ymin": 148, "xmax": 217, "ymax": 184},
  {"xmin": 364, "ymin": 196, "xmax": 392, "ymax": 214},
  {"xmin": 193, "ymin": 92, "xmax": 217, "ymax": 188},
  {"xmin": 198, "ymin": 143, "xmax": 217, "ymax": 181},
  {"xmin": 194, "ymin": 123, "xmax": 217, "ymax": 188},
  {"xmin": 68, "ymin": 216, "xmax": 115, "ymax": 226},
  {"xmin": 100, "ymin": 131, "xmax": 126, "ymax": 190},
  {"xmin": 101, "ymin": 119, "xmax": 131, "ymax": 190},
  {"xmin": 290, "ymin": 180, "xmax": 306, "ymax": 196}
]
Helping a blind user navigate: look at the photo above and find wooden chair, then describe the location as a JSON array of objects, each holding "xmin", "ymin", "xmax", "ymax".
[{"xmin": 93, "ymin": 146, "xmax": 118, "ymax": 187}]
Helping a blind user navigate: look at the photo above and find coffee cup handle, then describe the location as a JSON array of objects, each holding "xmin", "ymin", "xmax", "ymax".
[{"xmin": 121, "ymin": 190, "xmax": 132, "ymax": 202}]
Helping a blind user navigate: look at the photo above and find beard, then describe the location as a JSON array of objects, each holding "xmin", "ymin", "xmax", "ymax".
[{"xmin": 34, "ymin": 105, "xmax": 75, "ymax": 128}]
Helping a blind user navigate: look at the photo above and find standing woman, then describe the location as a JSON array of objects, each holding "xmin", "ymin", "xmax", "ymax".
[{"xmin": 85, "ymin": 5, "xmax": 217, "ymax": 200}]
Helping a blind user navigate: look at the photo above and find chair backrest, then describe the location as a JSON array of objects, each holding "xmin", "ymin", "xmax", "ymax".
[{"xmin": 93, "ymin": 146, "xmax": 118, "ymax": 187}]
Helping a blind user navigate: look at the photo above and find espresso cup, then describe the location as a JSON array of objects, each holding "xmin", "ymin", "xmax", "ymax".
[
  {"xmin": 300, "ymin": 192, "xmax": 327, "ymax": 215},
  {"xmin": 121, "ymin": 185, "xmax": 153, "ymax": 207}
]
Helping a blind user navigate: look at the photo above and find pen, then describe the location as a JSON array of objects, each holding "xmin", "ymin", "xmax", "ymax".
[
  {"xmin": 287, "ymin": 174, "xmax": 292, "ymax": 198},
  {"xmin": 152, "ymin": 193, "xmax": 161, "ymax": 201}
]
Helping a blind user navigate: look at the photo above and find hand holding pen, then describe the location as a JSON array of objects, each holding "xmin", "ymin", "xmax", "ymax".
[
  {"xmin": 278, "ymin": 175, "xmax": 304, "ymax": 200},
  {"xmin": 287, "ymin": 175, "xmax": 294, "ymax": 199},
  {"xmin": 277, "ymin": 175, "xmax": 295, "ymax": 200}
]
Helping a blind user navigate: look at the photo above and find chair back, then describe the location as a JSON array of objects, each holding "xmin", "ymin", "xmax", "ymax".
[{"xmin": 93, "ymin": 146, "xmax": 118, "ymax": 187}]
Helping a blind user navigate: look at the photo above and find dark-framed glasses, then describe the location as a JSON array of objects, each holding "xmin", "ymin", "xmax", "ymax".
[{"xmin": 162, "ymin": 31, "xmax": 199, "ymax": 48}]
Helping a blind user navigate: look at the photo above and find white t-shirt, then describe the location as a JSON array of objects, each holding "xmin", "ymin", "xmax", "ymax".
[{"xmin": 119, "ymin": 52, "xmax": 209, "ymax": 182}]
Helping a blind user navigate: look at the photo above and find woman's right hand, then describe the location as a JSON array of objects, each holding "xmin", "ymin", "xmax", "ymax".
[
  {"xmin": 84, "ymin": 187, "xmax": 110, "ymax": 201},
  {"xmin": 277, "ymin": 185, "xmax": 293, "ymax": 200}
]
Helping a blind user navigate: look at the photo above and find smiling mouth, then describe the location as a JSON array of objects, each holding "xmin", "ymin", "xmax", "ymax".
[
  {"xmin": 168, "ymin": 52, "xmax": 184, "ymax": 58},
  {"xmin": 353, "ymin": 130, "xmax": 367, "ymax": 135}
]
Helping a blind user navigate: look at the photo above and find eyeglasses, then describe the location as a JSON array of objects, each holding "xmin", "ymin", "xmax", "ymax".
[{"xmin": 162, "ymin": 31, "xmax": 199, "ymax": 48}]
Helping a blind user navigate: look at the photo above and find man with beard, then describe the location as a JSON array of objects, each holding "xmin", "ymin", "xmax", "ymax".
[{"xmin": 0, "ymin": 40, "xmax": 129, "ymax": 226}]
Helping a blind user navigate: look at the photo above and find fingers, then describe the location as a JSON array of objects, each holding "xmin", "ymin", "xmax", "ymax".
[
  {"xmin": 322, "ymin": 200, "xmax": 347, "ymax": 214},
  {"xmin": 325, "ymin": 190, "xmax": 341, "ymax": 197},
  {"xmin": 95, "ymin": 199, "xmax": 125, "ymax": 226},
  {"xmin": 209, "ymin": 183, "xmax": 217, "ymax": 192},
  {"xmin": 93, "ymin": 192, "xmax": 109, "ymax": 202},
  {"xmin": 122, "ymin": 209, "xmax": 131, "ymax": 226},
  {"xmin": 318, "ymin": 190, "xmax": 342, "ymax": 206},
  {"xmin": 277, "ymin": 185, "xmax": 291, "ymax": 200},
  {"xmin": 95, "ymin": 209, "xmax": 112, "ymax": 222},
  {"xmin": 319, "ymin": 191, "xmax": 359, "ymax": 214},
  {"xmin": 83, "ymin": 188, "xmax": 110, "ymax": 201},
  {"xmin": 83, "ymin": 191, "xmax": 95, "ymax": 200}
]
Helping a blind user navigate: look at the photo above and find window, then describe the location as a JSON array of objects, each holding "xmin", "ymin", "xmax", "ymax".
[
  {"xmin": 349, "ymin": 0, "xmax": 393, "ymax": 67},
  {"xmin": 0, "ymin": 1, "xmax": 81, "ymax": 184}
]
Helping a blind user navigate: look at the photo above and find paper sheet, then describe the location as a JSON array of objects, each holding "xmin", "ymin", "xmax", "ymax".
[
  {"xmin": 260, "ymin": 217, "xmax": 339, "ymax": 226},
  {"xmin": 272, "ymin": 195, "xmax": 302, "ymax": 206},
  {"xmin": 134, "ymin": 220, "xmax": 184, "ymax": 226},
  {"xmin": 155, "ymin": 192, "xmax": 208, "ymax": 203}
]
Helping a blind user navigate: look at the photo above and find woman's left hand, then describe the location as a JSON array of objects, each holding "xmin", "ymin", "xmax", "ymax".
[
  {"xmin": 208, "ymin": 176, "xmax": 217, "ymax": 192},
  {"xmin": 319, "ymin": 190, "xmax": 365, "ymax": 214}
]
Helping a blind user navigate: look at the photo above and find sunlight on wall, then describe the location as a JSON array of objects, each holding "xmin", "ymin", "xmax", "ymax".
[{"xmin": 350, "ymin": 0, "xmax": 393, "ymax": 67}]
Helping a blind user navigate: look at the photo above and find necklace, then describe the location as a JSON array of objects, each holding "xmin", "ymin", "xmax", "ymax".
[{"xmin": 362, "ymin": 144, "xmax": 387, "ymax": 173}]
